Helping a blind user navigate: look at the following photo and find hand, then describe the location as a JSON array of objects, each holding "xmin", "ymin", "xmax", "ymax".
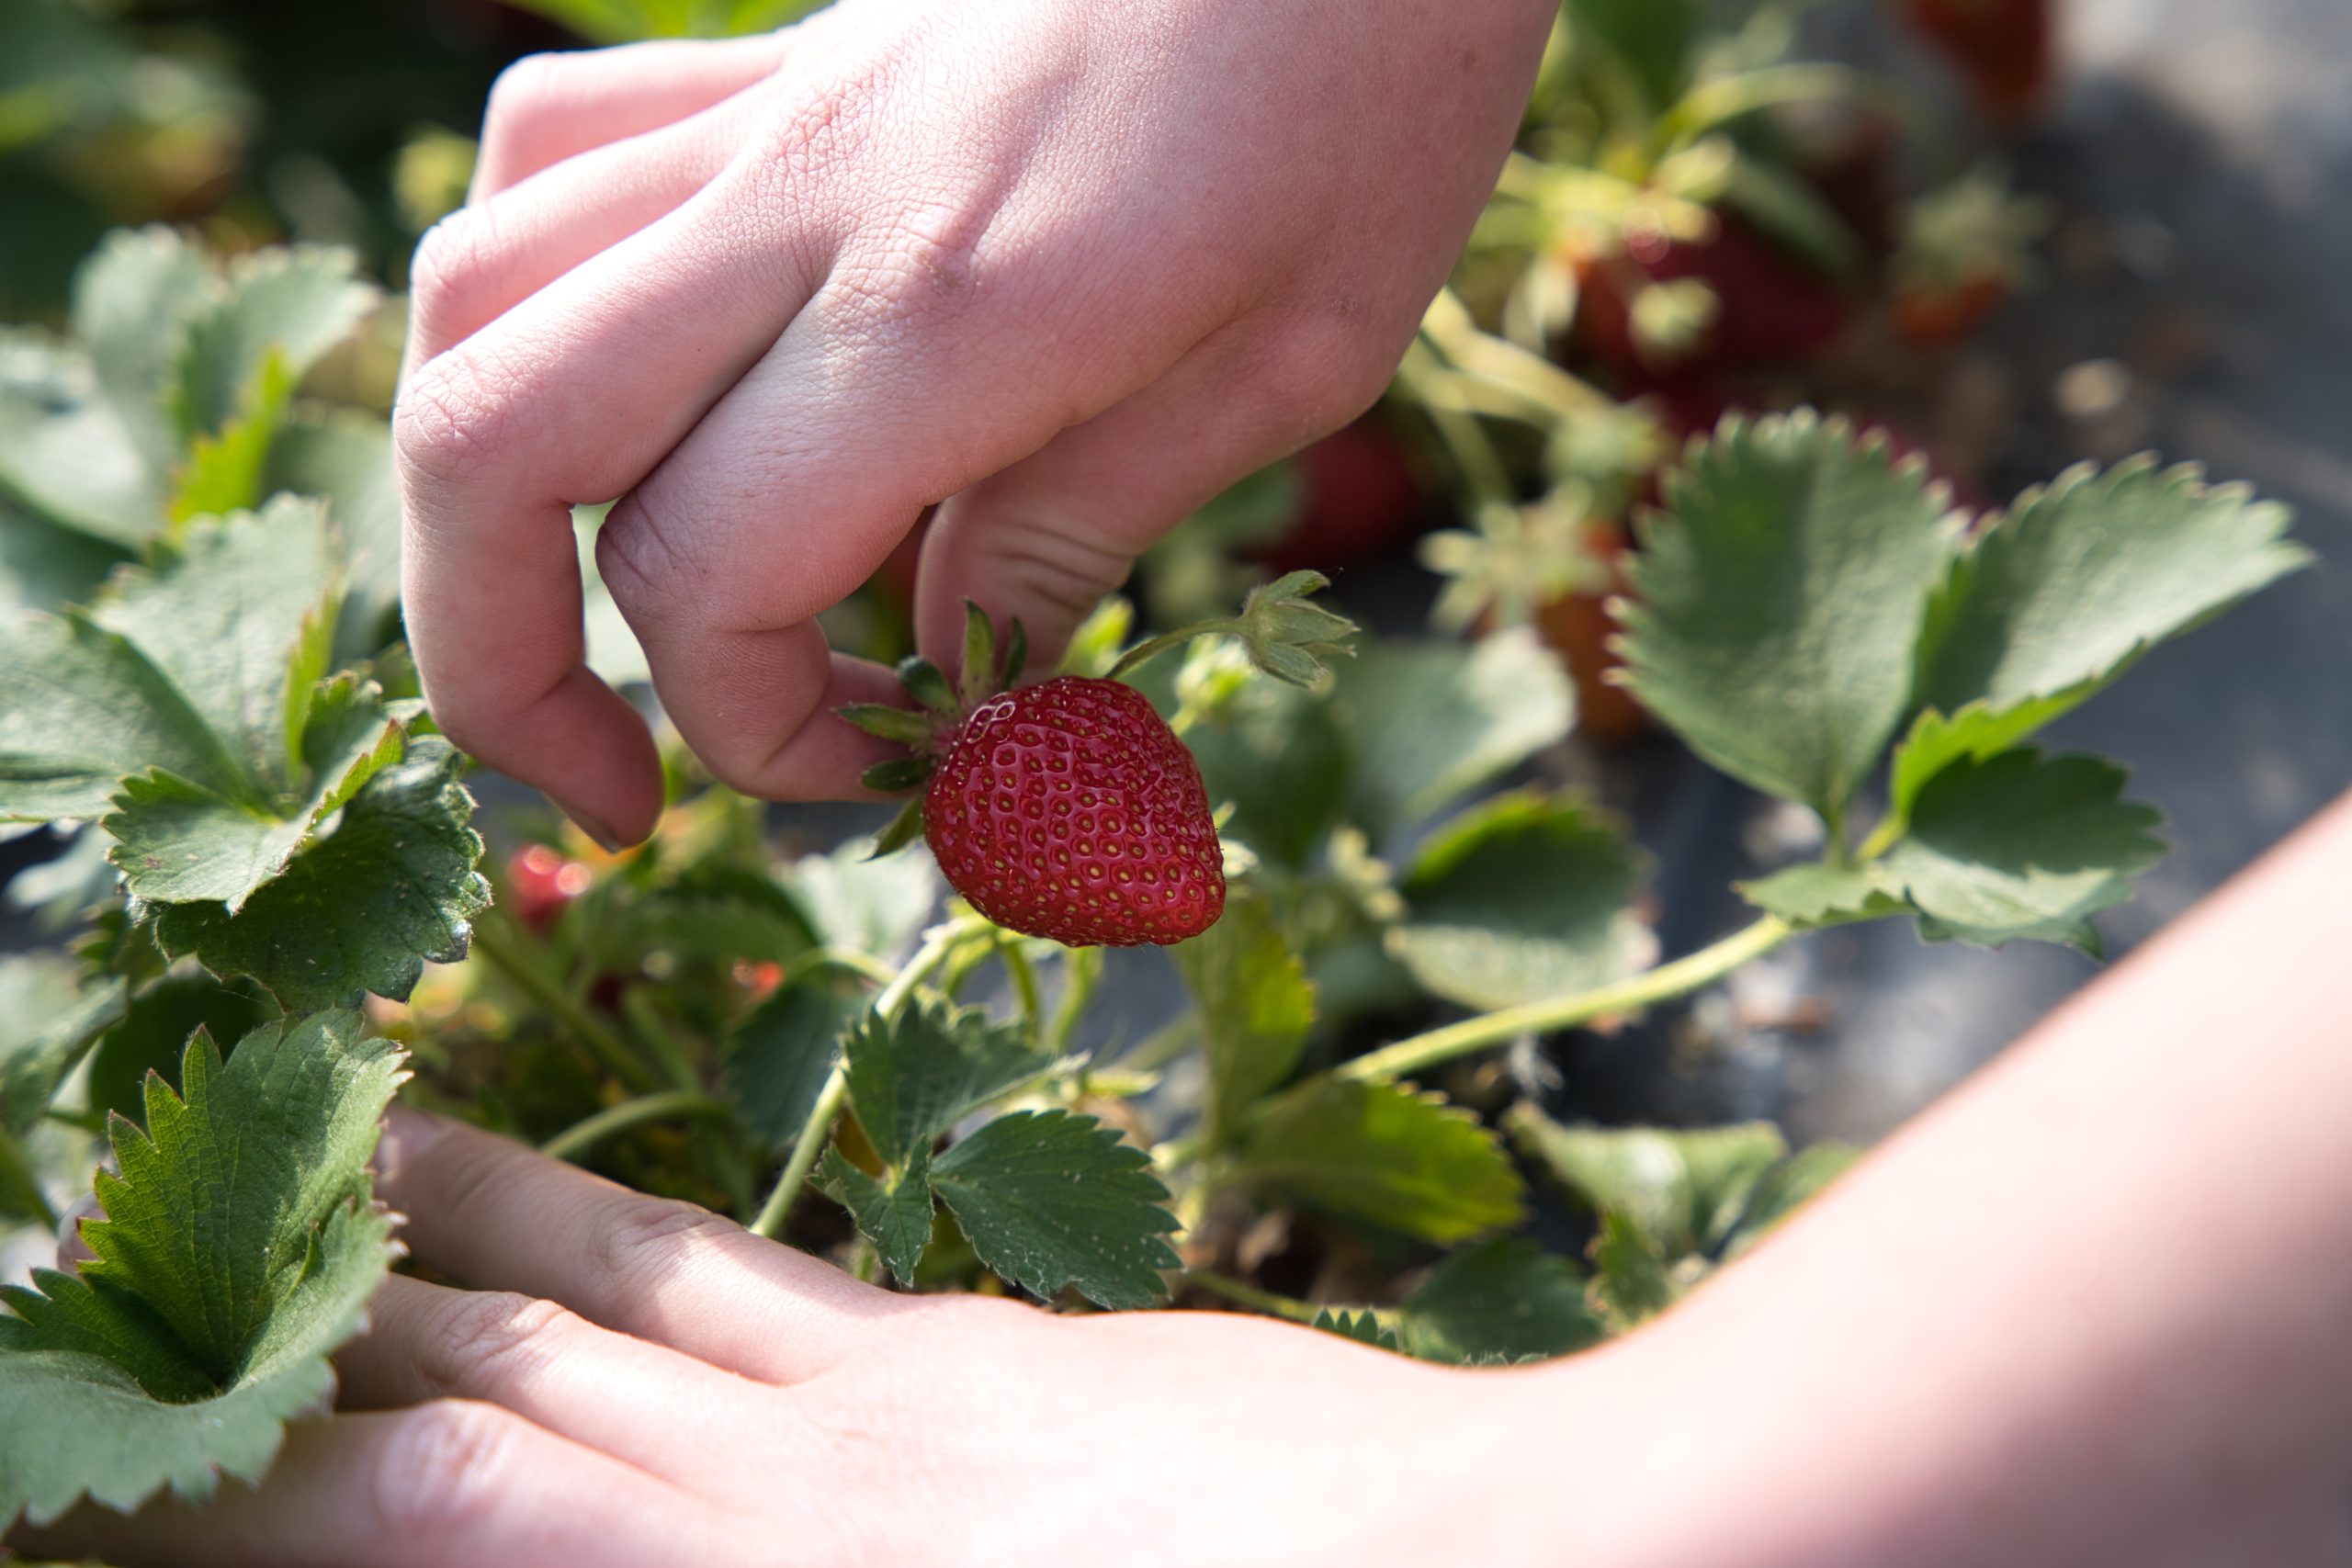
[
  {"xmin": 396, "ymin": 0, "xmax": 1556, "ymax": 844},
  {"xmin": 18, "ymin": 1108, "xmax": 1596, "ymax": 1567}
]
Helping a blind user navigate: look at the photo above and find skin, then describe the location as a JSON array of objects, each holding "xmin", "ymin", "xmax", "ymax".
[
  {"xmin": 390, "ymin": 0, "xmax": 1560, "ymax": 847},
  {"xmin": 24, "ymin": 12, "xmax": 2352, "ymax": 1562},
  {"xmin": 20, "ymin": 794, "xmax": 2352, "ymax": 1566}
]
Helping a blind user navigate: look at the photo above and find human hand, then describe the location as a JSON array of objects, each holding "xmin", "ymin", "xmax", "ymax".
[
  {"xmin": 396, "ymin": 0, "xmax": 1555, "ymax": 845},
  {"xmin": 17, "ymin": 1107, "xmax": 1596, "ymax": 1567}
]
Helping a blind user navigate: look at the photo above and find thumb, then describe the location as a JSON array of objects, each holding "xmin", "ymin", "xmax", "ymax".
[{"xmin": 912, "ymin": 324, "xmax": 1384, "ymax": 676}]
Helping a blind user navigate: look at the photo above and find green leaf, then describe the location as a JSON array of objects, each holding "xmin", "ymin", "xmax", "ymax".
[
  {"xmin": 0, "ymin": 501, "xmax": 127, "ymax": 614},
  {"xmin": 0, "ymin": 1010, "xmax": 402, "ymax": 1529},
  {"xmin": 168, "ymin": 246, "xmax": 375, "ymax": 443},
  {"xmin": 1332, "ymin": 629, "xmax": 1574, "ymax": 841},
  {"xmin": 1912, "ymin": 458, "xmax": 2306, "ymax": 778},
  {"xmin": 1397, "ymin": 1238, "xmax": 1602, "ymax": 1364},
  {"xmin": 0, "ymin": 954, "xmax": 126, "ymax": 1137},
  {"xmin": 169, "ymin": 352, "xmax": 294, "ymax": 522},
  {"xmin": 1392, "ymin": 791, "xmax": 1650, "ymax": 1010},
  {"xmin": 1311, "ymin": 1307, "xmax": 1402, "ymax": 1352},
  {"xmin": 1562, "ymin": 0, "xmax": 1697, "ymax": 110},
  {"xmin": 840, "ymin": 997, "xmax": 1050, "ymax": 1169},
  {"xmin": 820, "ymin": 1144, "xmax": 934, "ymax": 1287},
  {"xmin": 0, "ymin": 330, "xmax": 163, "ymax": 547},
  {"xmin": 725, "ymin": 979, "xmax": 858, "ymax": 1153},
  {"xmin": 1876, "ymin": 749, "xmax": 2164, "ymax": 952},
  {"xmin": 150, "ymin": 738, "xmax": 490, "ymax": 1010},
  {"xmin": 1508, "ymin": 1106, "xmax": 1788, "ymax": 1257},
  {"xmin": 1176, "ymin": 675, "xmax": 1349, "ymax": 866},
  {"xmin": 785, "ymin": 835, "xmax": 939, "ymax": 959},
  {"xmin": 69, "ymin": 229, "xmax": 215, "ymax": 475},
  {"xmin": 1736, "ymin": 861, "xmax": 1908, "ymax": 928},
  {"xmin": 89, "ymin": 498, "xmax": 338, "ymax": 799},
  {"xmin": 266, "ymin": 410, "xmax": 401, "ymax": 662},
  {"xmin": 930, "ymin": 1109, "xmax": 1179, "ymax": 1310},
  {"xmin": 85, "ymin": 973, "xmax": 273, "ymax": 1126},
  {"xmin": 1619, "ymin": 412, "xmax": 1959, "ymax": 821},
  {"xmin": 1588, "ymin": 1210, "xmax": 1679, "ymax": 1330},
  {"xmin": 1, "ymin": 501, "xmax": 425, "ymax": 926},
  {"xmin": 1721, "ymin": 1141, "xmax": 1860, "ymax": 1260},
  {"xmin": 1238, "ymin": 1079, "xmax": 1523, "ymax": 1244},
  {"xmin": 1172, "ymin": 891, "xmax": 1314, "ymax": 1142}
]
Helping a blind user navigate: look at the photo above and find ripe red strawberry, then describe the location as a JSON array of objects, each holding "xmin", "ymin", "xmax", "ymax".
[{"xmin": 924, "ymin": 677, "xmax": 1224, "ymax": 947}]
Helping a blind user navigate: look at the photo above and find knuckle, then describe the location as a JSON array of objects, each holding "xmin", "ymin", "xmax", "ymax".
[
  {"xmin": 368, "ymin": 1400, "xmax": 519, "ymax": 1542},
  {"xmin": 592, "ymin": 494, "xmax": 694, "ymax": 617},
  {"xmin": 420, "ymin": 1292, "xmax": 574, "ymax": 1399},
  {"xmin": 481, "ymin": 52, "xmax": 563, "ymax": 140},
  {"xmin": 409, "ymin": 209, "xmax": 501, "ymax": 328},
  {"xmin": 981, "ymin": 521, "xmax": 1134, "ymax": 625},
  {"xmin": 392, "ymin": 361, "xmax": 503, "ymax": 491},
  {"xmin": 590, "ymin": 1197, "xmax": 738, "ymax": 1293}
]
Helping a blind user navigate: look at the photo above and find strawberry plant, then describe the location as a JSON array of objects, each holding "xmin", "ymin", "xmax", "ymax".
[{"xmin": 0, "ymin": 152, "xmax": 2307, "ymax": 1562}]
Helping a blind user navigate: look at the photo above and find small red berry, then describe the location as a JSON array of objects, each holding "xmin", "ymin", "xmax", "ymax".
[
  {"xmin": 924, "ymin": 677, "xmax": 1225, "ymax": 947},
  {"xmin": 506, "ymin": 843, "xmax": 591, "ymax": 934}
]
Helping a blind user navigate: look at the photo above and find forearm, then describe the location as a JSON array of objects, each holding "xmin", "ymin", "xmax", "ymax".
[{"xmin": 1513, "ymin": 790, "xmax": 2352, "ymax": 1566}]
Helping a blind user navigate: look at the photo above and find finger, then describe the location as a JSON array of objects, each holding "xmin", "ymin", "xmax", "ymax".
[
  {"xmin": 16, "ymin": 1403, "xmax": 743, "ymax": 1568},
  {"xmin": 593, "ymin": 242, "xmax": 1229, "ymax": 801},
  {"xmin": 336, "ymin": 1275, "xmax": 768, "ymax": 1487},
  {"xmin": 912, "ymin": 313, "xmax": 1395, "ymax": 668},
  {"xmin": 373, "ymin": 1109, "xmax": 902, "ymax": 1384},
  {"xmin": 472, "ymin": 34, "xmax": 789, "ymax": 197},
  {"xmin": 407, "ymin": 83, "xmax": 769, "ymax": 371},
  {"xmin": 395, "ymin": 160, "xmax": 827, "ymax": 844}
]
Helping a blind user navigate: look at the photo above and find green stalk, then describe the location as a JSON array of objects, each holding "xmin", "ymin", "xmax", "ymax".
[
  {"xmin": 541, "ymin": 1090, "xmax": 729, "ymax": 1163},
  {"xmin": 1337, "ymin": 916, "xmax": 1791, "ymax": 1086},
  {"xmin": 748, "ymin": 916, "xmax": 987, "ymax": 1240},
  {"xmin": 0, "ymin": 1127, "xmax": 59, "ymax": 1233},
  {"xmin": 620, "ymin": 987, "xmax": 702, "ymax": 1091},
  {"xmin": 778, "ymin": 946, "xmax": 899, "ymax": 990},
  {"xmin": 998, "ymin": 935, "xmax": 1042, "ymax": 1039},
  {"xmin": 1185, "ymin": 1269, "xmax": 1321, "ymax": 1324},
  {"xmin": 470, "ymin": 919, "xmax": 659, "ymax": 1093}
]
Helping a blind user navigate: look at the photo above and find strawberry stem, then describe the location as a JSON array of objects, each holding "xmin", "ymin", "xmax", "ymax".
[
  {"xmin": 748, "ymin": 912, "xmax": 992, "ymax": 1241},
  {"xmin": 1336, "ymin": 915, "xmax": 1792, "ymax": 1087}
]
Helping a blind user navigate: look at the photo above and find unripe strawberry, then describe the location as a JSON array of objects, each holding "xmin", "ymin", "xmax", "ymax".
[{"xmin": 926, "ymin": 678, "xmax": 1224, "ymax": 947}]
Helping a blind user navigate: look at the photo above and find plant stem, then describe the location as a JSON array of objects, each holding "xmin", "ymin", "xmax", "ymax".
[
  {"xmin": 998, "ymin": 935, "xmax": 1042, "ymax": 1038},
  {"xmin": 0, "ymin": 1127, "xmax": 61, "ymax": 1232},
  {"xmin": 541, "ymin": 1090, "xmax": 729, "ymax": 1163},
  {"xmin": 1337, "ymin": 916, "xmax": 1792, "ymax": 1086},
  {"xmin": 779, "ymin": 947, "xmax": 899, "ymax": 990},
  {"xmin": 748, "ymin": 915, "xmax": 986, "ymax": 1240},
  {"xmin": 1046, "ymin": 947, "xmax": 1101, "ymax": 1059},
  {"xmin": 1119, "ymin": 1013, "xmax": 1201, "ymax": 1076},
  {"xmin": 620, "ymin": 988, "xmax": 701, "ymax": 1091},
  {"xmin": 1185, "ymin": 1269, "xmax": 1320, "ymax": 1324},
  {"xmin": 470, "ymin": 919, "xmax": 659, "ymax": 1093}
]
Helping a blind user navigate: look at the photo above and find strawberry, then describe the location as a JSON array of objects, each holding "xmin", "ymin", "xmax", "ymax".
[
  {"xmin": 1570, "ymin": 215, "xmax": 1849, "ymax": 377},
  {"xmin": 926, "ymin": 677, "xmax": 1224, "ymax": 946},
  {"xmin": 1898, "ymin": 0, "xmax": 2052, "ymax": 125},
  {"xmin": 1248, "ymin": 418, "xmax": 1426, "ymax": 578},
  {"xmin": 505, "ymin": 843, "xmax": 591, "ymax": 935},
  {"xmin": 840, "ymin": 604, "xmax": 1230, "ymax": 948}
]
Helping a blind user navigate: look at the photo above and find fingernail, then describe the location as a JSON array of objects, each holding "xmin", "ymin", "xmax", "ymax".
[
  {"xmin": 566, "ymin": 807, "xmax": 628, "ymax": 854},
  {"xmin": 374, "ymin": 1104, "xmax": 454, "ymax": 1181}
]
